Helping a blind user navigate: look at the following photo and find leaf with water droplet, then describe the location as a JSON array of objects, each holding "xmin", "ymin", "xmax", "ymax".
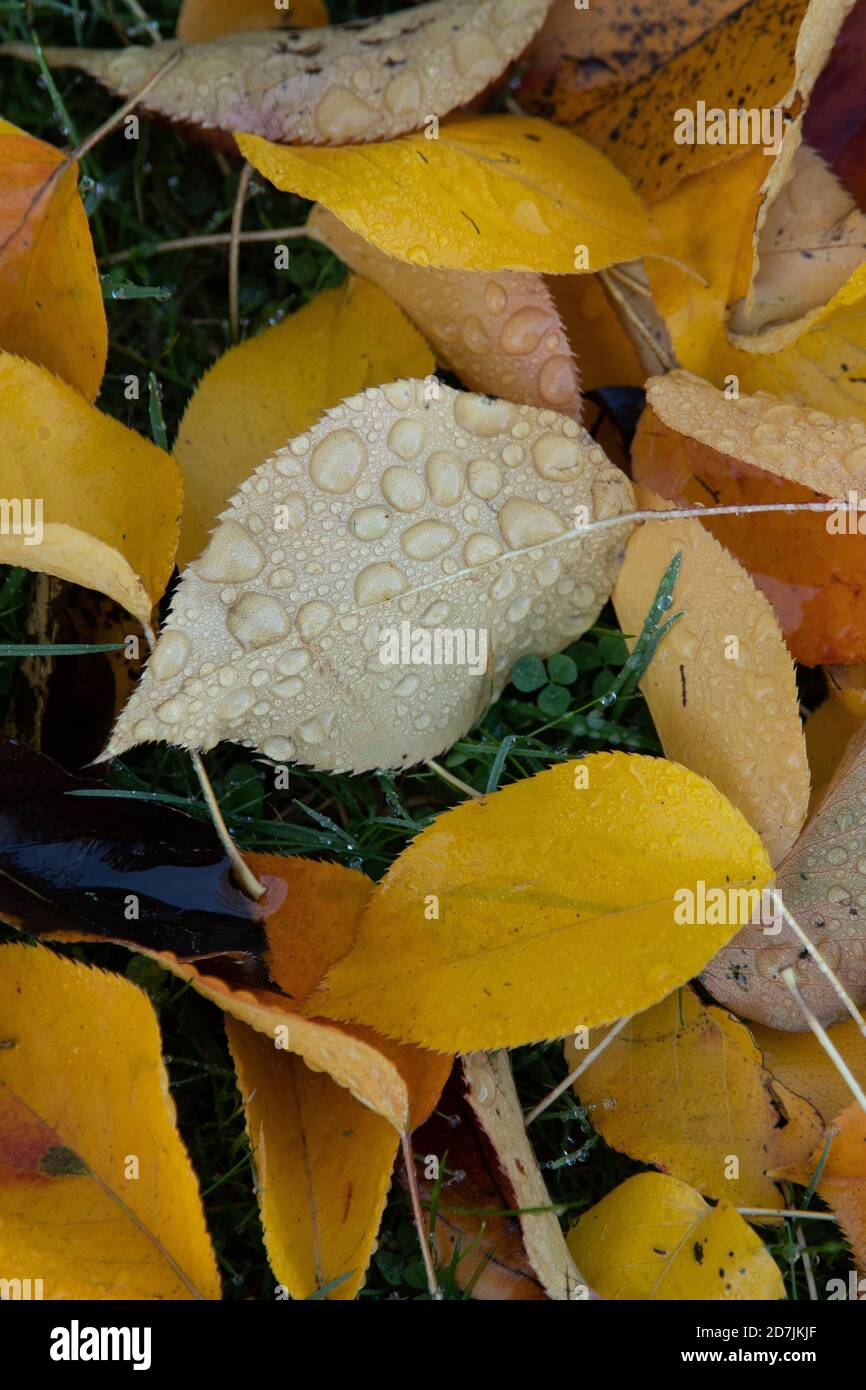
[
  {"xmin": 1, "ymin": 0, "xmax": 551, "ymax": 145},
  {"xmin": 174, "ymin": 278, "xmax": 434, "ymax": 567},
  {"xmin": 239, "ymin": 114, "xmax": 662, "ymax": 273},
  {"xmin": 309, "ymin": 205, "xmax": 582, "ymax": 418},
  {"xmin": 306, "ymin": 753, "xmax": 772, "ymax": 1051},
  {"xmin": 0, "ymin": 118, "xmax": 105, "ymax": 399},
  {"xmin": 108, "ymin": 378, "xmax": 634, "ymax": 773}
]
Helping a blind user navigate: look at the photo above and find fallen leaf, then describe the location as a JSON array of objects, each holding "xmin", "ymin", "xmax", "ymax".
[
  {"xmin": 0, "ymin": 941, "xmax": 221, "ymax": 1299},
  {"xmin": 612, "ymin": 496, "xmax": 810, "ymax": 865},
  {"xmin": 567, "ymin": 989, "xmax": 822, "ymax": 1210},
  {"xmin": 0, "ymin": 353, "xmax": 182, "ymax": 628},
  {"xmin": 704, "ymin": 721, "xmax": 866, "ymax": 1029},
  {"xmin": 107, "ymin": 379, "xmax": 634, "ymax": 773},
  {"xmin": 805, "ymin": 668, "xmax": 866, "ymax": 810},
  {"xmin": 805, "ymin": 0, "xmax": 866, "ymax": 207},
  {"xmin": 520, "ymin": 0, "xmax": 837, "ymax": 203},
  {"xmin": 308, "ymin": 753, "xmax": 773, "ymax": 1052},
  {"xmin": 634, "ymin": 371, "xmax": 866, "ymax": 665},
  {"xmin": 309, "ymin": 206, "xmax": 582, "ymax": 418},
  {"xmin": 3, "ymin": 0, "xmax": 551, "ymax": 145},
  {"xmin": 773, "ymin": 1102, "xmax": 866, "ymax": 1269},
  {"xmin": 176, "ymin": 0, "xmax": 328, "ymax": 42},
  {"xmin": 237, "ymin": 115, "xmax": 661, "ymax": 273},
  {"xmin": 411, "ymin": 1051, "xmax": 587, "ymax": 1300},
  {"xmin": 566, "ymin": 1171, "xmax": 786, "ymax": 1300},
  {"xmin": 0, "ymin": 118, "xmax": 106, "ymax": 400},
  {"xmin": 548, "ymin": 273, "xmax": 645, "ymax": 391},
  {"xmin": 174, "ymin": 277, "xmax": 434, "ymax": 567},
  {"xmin": 751, "ymin": 1018, "xmax": 866, "ymax": 1122},
  {"xmin": 226, "ymin": 1017, "xmax": 398, "ymax": 1301}
]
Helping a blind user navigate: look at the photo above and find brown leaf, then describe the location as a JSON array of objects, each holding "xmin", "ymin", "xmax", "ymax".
[
  {"xmin": 410, "ymin": 1052, "xmax": 589, "ymax": 1299},
  {"xmin": 0, "ymin": 0, "xmax": 552, "ymax": 145},
  {"xmin": 309, "ymin": 207, "xmax": 581, "ymax": 418}
]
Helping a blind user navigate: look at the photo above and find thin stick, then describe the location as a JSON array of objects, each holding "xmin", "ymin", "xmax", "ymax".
[
  {"xmin": 773, "ymin": 892, "xmax": 866, "ymax": 1042},
  {"xmin": 120, "ymin": 0, "xmax": 161, "ymax": 42},
  {"xmin": 794, "ymin": 1224, "xmax": 818, "ymax": 1301},
  {"xmin": 599, "ymin": 267, "xmax": 675, "ymax": 371},
  {"xmin": 66, "ymin": 49, "xmax": 182, "ymax": 165},
  {"xmin": 190, "ymin": 751, "xmax": 266, "ymax": 902},
  {"xmin": 229, "ymin": 161, "xmax": 253, "ymax": 344},
  {"xmin": 401, "ymin": 1131, "xmax": 442, "ymax": 1300},
  {"xmin": 579, "ymin": 499, "xmax": 857, "ymax": 538},
  {"xmin": 607, "ymin": 263, "xmax": 655, "ymax": 299},
  {"xmin": 737, "ymin": 1208, "xmax": 836, "ymax": 1221},
  {"xmin": 781, "ymin": 968, "xmax": 866, "ymax": 1114},
  {"xmin": 524, "ymin": 1015, "xmax": 631, "ymax": 1126},
  {"xmin": 425, "ymin": 758, "xmax": 484, "ymax": 800},
  {"xmin": 102, "ymin": 224, "xmax": 317, "ymax": 266}
]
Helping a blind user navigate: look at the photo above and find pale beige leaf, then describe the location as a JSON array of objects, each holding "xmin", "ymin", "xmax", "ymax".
[
  {"xmin": 107, "ymin": 380, "xmax": 633, "ymax": 774},
  {"xmin": 1, "ymin": 0, "xmax": 551, "ymax": 144},
  {"xmin": 646, "ymin": 369, "xmax": 866, "ymax": 497},
  {"xmin": 612, "ymin": 496, "xmax": 809, "ymax": 865},
  {"xmin": 309, "ymin": 206, "xmax": 582, "ymax": 419},
  {"xmin": 704, "ymin": 720, "xmax": 866, "ymax": 1029}
]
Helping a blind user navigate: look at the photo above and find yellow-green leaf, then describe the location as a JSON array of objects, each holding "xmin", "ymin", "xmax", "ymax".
[
  {"xmin": 566, "ymin": 1172, "xmax": 785, "ymax": 1300},
  {"xmin": 174, "ymin": 277, "xmax": 434, "ymax": 566},
  {"xmin": 0, "ymin": 942, "xmax": 220, "ymax": 1300},
  {"xmin": 238, "ymin": 115, "xmax": 661, "ymax": 274},
  {"xmin": 226, "ymin": 1017, "xmax": 398, "ymax": 1301},
  {"xmin": 307, "ymin": 753, "xmax": 773, "ymax": 1052},
  {"xmin": 0, "ymin": 352, "xmax": 182, "ymax": 626}
]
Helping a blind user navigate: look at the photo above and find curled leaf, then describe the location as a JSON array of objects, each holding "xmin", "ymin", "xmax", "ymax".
[
  {"xmin": 0, "ymin": 119, "xmax": 105, "ymax": 400},
  {"xmin": 612, "ymin": 496, "xmax": 810, "ymax": 865},
  {"xmin": 309, "ymin": 207, "xmax": 581, "ymax": 418},
  {"xmin": 174, "ymin": 277, "xmax": 434, "ymax": 567},
  {"xmin": 0, "ymin": 353, "xmax": 181, "ymax": 627},
  {"xmin": 238, "ymin": 115, "xmax": 661, "ymax": 273},
  {"xmin": 635, "ymin": 372, "xmax": 866, "ymax": 665},
  {"xmin": 567, "ymin": 989, "xmax": 822, "ymax": 1210},
  {"xmin": 704, "ymin": 721, "xmax": 866, "ymax": 1029},
  {"xmin": 0, "ymin": 942, "xmax": 221, "ymax": 1299},
  {"xmin": 226, "ymin": 1017, "xmax": 398, "ymax": 1301},
  {"xmin": 108, "ymin": 379, "xmax": 634, "ymax": 774},
  {"xmin": 566, "ymin": 1172, "xmax": 786, "ymax": 1300},
  {"xmin": 308, "ymin": 753, "xmax": 773, "ymax": 1053},
  {"xmin": 3, "ymin": 0, "xmax": 552, "ymax": 145}
]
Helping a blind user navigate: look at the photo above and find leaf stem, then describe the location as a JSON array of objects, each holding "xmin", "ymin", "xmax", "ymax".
[
  {"xmin": 101, "ymin": 224, "xmax": 317, "ymax": 266},
  {"xmin": 524, "ymin": 1014, "xmax": 631, "ymax": 1126},
  {"xmin": 229, "ymin": 161, "xmax": 253, "ymax": 344},
  {"xmin": 401, "ymin": 1131, "xmax": 442, "ymax": 1300},
  {"xmin": 780, "ymin": 967, "xmax": 866, "ymax": 1114},
  {"xmin": 190, "ymin": 751, "xmax": 266, "ymax": 902},
  {"xmin": 424, "ymin": 758, "xmax": 483, "ymax": 800},
  {"xmin": 773, "ymin": 892, "xmax": 866, "ymax": 1042}
]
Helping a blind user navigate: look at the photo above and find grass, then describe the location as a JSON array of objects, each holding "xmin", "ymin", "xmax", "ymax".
[{"xmin": 0, "ymin": 0, "xmax": 855, "ymax": 1301}]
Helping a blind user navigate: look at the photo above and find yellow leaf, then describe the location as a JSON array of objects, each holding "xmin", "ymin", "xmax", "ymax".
[
  {"xmin": 566, "ymin": 1172, "xmax": 785, "ymax": 1300},
  {"xmin": 751, "ymin": 1019, "xmax": 866, "ymax": 1124},
  {"xmin": 108, "ymin": 380, "xmax": 633, "ymax": 773},
  {"xmin": 237, "ymin": 115, "xmax": 661, "ymax": 274},
  {"xmin": 0, "ymin": 118, "xmax": 106, "ymax": 400},
  {"xmin": 567, "ymin": 990, "xmax": 822, "ymax": 1211},
  {"xmin": 226, "ymin": 1017, "xmax": 398, "ymax": 1301},
  {"xmin": 0, "ymin": 353, "xmax": 181, "ymax": 626},
  {"xmin": 0, "ymin": 942, "xmax": 220, "ymax": 1300},
  {"xmin": 804, "ymin": 697, "xmax": 865, "ymax": 812},
  {"xmin": 174, "ymin": 277, "xmax": 434, "ymax": 567},
  {"xmin": 612, "ymin": 499, "xmax": 809, "ymax": 866},
  {"xmin": 773, "ymin": 1102, "xmax": 866, "ymax": 1270},
  {"xmin": 309, "ymin": 207, "xmax": 582, "ymax": 419},
  {"xmin": 307, "ymin": 753, "xmax": 773, "ymax": 1052},
  {"xmin": 176, "ymin": 0, "xmax": 328, "ymax": 41},
  {"xmin": 131, "ymin": 853, "xmax": 450, "ymax": 1133},
  {"xmin": 5, "ymin": 1, "xmax": 551, "ymax": 146}
]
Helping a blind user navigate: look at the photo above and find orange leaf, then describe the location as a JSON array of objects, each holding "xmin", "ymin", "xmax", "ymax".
[
  {"xmin": 0, "ymin": 119, "xmax": 106, "ymax": 400},
  {"xmin": 774, "ymin": 1102, "xmax": 866, "ymax": 1270}
]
